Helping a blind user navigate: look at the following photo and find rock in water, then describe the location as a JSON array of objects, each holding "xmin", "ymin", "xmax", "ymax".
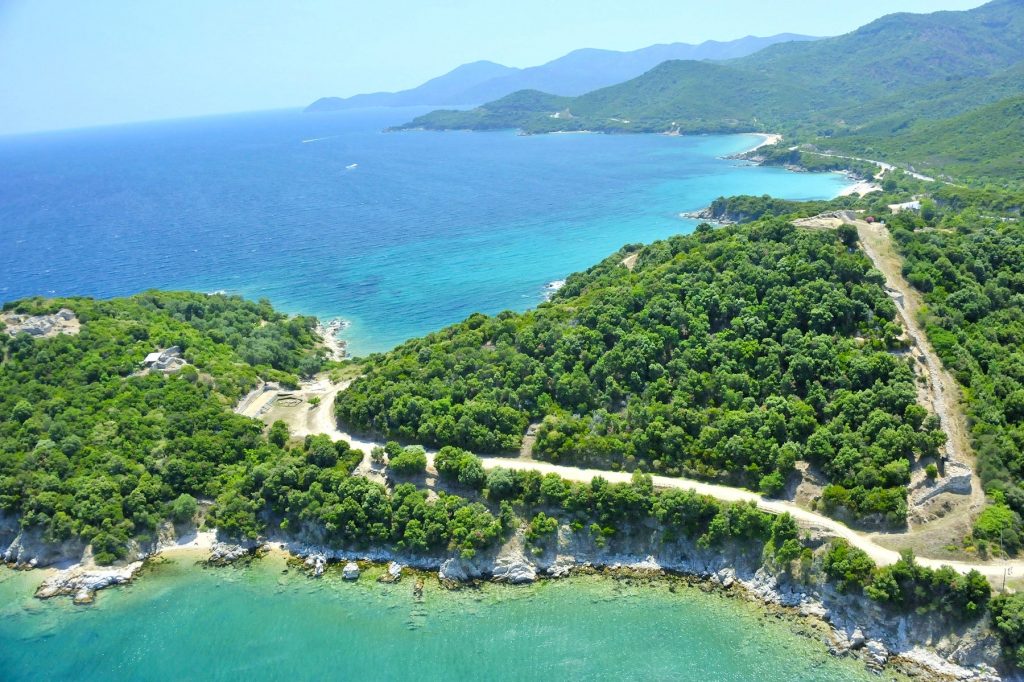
[
  {"xmin": 207, "ymin": 542, "xmax": 253, "ymax": 565},
  {"xmin": 491, "ymin": 555, "xmax": 537, "ymax": 584},
  {"xmin": 35, "ymin": 561, "xmax": 144, "ymax": 604},
  {"xmin": 378, "ymin": 561, "xmax": 404, "ymax": 583},
  {"xmin": 342, "ymin": 562, "xmax": 360, "ymax": 580},
  {"xmin": 438, "ymin": 558, "xmax": 470, "ymax": 583},
  {"xmin": 304, "ymin": 554, "xmax": 326, "ymax": 577}
]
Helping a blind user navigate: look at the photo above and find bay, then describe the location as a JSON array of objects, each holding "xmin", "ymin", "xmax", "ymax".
[{"xmin": 0, "ymin": 108, "xmax": 849, "ymax": 354}]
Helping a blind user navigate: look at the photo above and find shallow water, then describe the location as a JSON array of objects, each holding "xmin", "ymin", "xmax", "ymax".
[
  {"xmin": 0, "ymin": 556, "xmax": 892, "ymax": 681},
  {"xmin": 0, "ymin": 108, "xmax": 849, "ymax": 354}
]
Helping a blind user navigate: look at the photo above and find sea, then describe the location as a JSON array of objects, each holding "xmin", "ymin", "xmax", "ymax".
[
  {"xmin": 0, "ymin": 554, "xmax": 888, "ymax": 681},
  {"xmin": 0, "ymin": 109, "xmax": 866, "ymax": 678},
  {"xmin": 0, "ymin": 107, "xmax": 849, "ymax": 355}
]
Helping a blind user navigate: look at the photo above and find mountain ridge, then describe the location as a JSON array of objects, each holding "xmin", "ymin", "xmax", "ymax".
[
  {"xmin": 305, "ymin": 33, "xmax": 818, "ymax": 113},
  {"xmin": 398, "ymin": 0, "xmax": 1024, "ymax": 181}
]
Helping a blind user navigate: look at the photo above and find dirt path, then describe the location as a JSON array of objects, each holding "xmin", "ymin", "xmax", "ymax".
[
  {"xmin": 802, "ymin": 150, "xmax": 937, "ymax": 183},
  {"xmin": 855, "ymin": 220, "xmax": 983, "ymax": 518},
  {"xmin": 237, "ymin": 232, "xmax": 1003, "ymax": 578},
  {"xmin": 238, "ymin": 377, "xmax": 1024, "ymax": 580}
]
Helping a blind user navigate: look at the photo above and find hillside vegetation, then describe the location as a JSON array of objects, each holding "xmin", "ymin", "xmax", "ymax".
[
  {"xmin": 826, "ymin": 96, "xmax": 1024, "ymax": 182},
  {"xmin": 337, "ymin": 221, "xmax": 946, "ymax": 524},
  {"xmin": 890, "ymin": 211, "xmax": 1024, "ymax": 551},
  {"xmin": 400, "ymin": 0, "xmax": 1024, "ymax": 183},
  {"xmin": 0, "ymin": 292, "xmax": 326, "ymax": 563}
]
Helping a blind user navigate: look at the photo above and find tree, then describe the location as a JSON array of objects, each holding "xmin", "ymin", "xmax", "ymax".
[
  {"xmin": 169, "ymin": 494, "xmax": 198, "ymax": 524},
  {"xmin": 389, "ymin": 446, "xmax": 427, "ymax": 476},
  {"xmin": 838, "ymin": 223, "xmax": 859, "ymax": 249},
  {"xmin": 268, "ymin": 420, "xmax": 290, "ymax": 448}
]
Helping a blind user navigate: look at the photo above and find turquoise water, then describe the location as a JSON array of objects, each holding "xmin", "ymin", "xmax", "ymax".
[
  {"xmin": 0, "ymin": 556, "xmax": 890, "ymax": 681},
  {"xmin": 0, "ymin": 108, "xmax": 848, "ymax": 354},
  {"xmin": 0, "ymin": 115, "xmax": 865, "ymax": 678}
]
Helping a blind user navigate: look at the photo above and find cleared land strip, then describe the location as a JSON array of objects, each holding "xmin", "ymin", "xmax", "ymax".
[{"xmin": 854, "ymin": 220, "xmax": 984, "ymax": 514}]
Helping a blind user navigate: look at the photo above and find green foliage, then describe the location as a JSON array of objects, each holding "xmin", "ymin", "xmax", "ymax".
[
  {"xmin": 168, "ymin": 494, "xmax": 198, "ymax": 524},
  {"xmin": 268, "ymin": 420, "xmax": 290, "ymax": 448},
  {"xmin": 705, "ymin": 194, "xmax": 851, "ymax": 224},
  {"xmin": 0, "ymin": 291, "xmax": 324, "ymax": 562},
  {"xmin": 991, "ymin": 593, "xmax": 1024, "ymax": 669},
  {"xmin": 388, "ymin": 446, "xmax": 427, "ymax": 476},
  {"xmin": 865, "ymin": 551, "xmax": 990, "ymax": 619},
  {"xmin": 827, "ymin": 96, "xmax": 1024, "ymax": 183},
  {"xmin": 525, "ymin": 512, "xmax": 559, "ymax": 542},
  {"xmin": 973, "ymin": 504, "xmax": 1023, "ymax": 555},
  {"xmin": 893, "ymin": 220, "xmax": 1024, "ymax": 541},
  {"xmin": 434, "ymin": 446, "xmax": 486, "ymax": 490},
  {"xmin": 822, "ymin": 539, "xmax": 876, "ymax": 593},
  {"xmin": 338, "ymin": 221, "xmax": 939, "ymax": 523}
]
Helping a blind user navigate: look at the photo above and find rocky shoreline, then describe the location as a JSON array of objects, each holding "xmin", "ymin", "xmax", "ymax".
[
  {"xmin": 315, "ymin": 318, "xmax": 349, "ymax": 361},
  {"xmin": 7, "ymin": 517, "xmax": 1006, "ymax": 682}
]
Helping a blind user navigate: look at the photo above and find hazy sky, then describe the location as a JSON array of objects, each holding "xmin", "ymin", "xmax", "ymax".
[{"xmin": 0, "ymin": 0, "xmax": 986, "ymax": 135}]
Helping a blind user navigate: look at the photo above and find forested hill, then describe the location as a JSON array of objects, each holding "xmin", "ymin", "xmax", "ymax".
[
  {"xmin": 305, "ymin": 34, "xmax": 817, "ymax": 113},
  {"xmin": 0, "ymin": 292, "xmax": 326, "ymax": 563},
  {"xmin": 336, "ymin": 220, "xmax": 945, "ymax": 525},
  {"xmin": 824, "ymin": 95, "xmax": 1024, "ymax": 183},
  {"xmin": 398, "ymin": 0, "xmax": 1024, "ymax": 182}
]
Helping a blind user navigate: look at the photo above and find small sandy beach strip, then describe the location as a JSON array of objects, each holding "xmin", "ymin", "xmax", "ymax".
[
  {"xmin": 747, "ymin": 133, "xmax": 782, "ymax": 152},
  {"xmin": 837, "ymin": 178, "xmax": 882, "ymax": 197}
]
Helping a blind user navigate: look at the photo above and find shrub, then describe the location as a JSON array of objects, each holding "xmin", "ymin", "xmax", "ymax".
[{"xmin": 389, "ymin": 446, "xmax": 427, "ymax": 475}]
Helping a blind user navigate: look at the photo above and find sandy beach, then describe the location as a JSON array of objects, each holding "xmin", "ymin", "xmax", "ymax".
[
  {"xmin": 837, "ymin": 176, "xmax": 882, "ymax": 197},
  {"xmin": 746, "ymin": 132, "xmax": 782, "ymax": 152}
]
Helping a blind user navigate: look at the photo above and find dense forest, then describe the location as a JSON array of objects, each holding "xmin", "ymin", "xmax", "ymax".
[
  {"xmin": 337, "ymin": 221, "xmax": 946, "ymax": 524},
  {"xmin": 0, "ymin": 292, "xmax": 325, "ymax": 563}
]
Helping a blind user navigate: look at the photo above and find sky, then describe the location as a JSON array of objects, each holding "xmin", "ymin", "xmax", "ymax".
[{"xmin": 0, "ymin": 0, "xmax": 988, "ymax": 135}]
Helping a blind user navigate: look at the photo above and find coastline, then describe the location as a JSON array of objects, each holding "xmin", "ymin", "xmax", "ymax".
[
  {"xmin": 745, "ymin": 132, "xmax": 783, "ymax": 154},
  {"xmin": 10, "ymin": 528, "xmax": 1001, "ymax": 681}
]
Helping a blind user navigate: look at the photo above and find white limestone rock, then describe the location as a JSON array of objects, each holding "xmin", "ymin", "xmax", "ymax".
[{"xmin": 492, "ymin": 555, "xmax": 537, "ymax": 584}]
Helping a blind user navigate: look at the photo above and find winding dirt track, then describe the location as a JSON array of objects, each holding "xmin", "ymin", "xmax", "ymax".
[
  {"xmin": 265, "ymin": 384, "xmax": 1019, "ymax": 582},
  {"xmin": 245, "ymin": 223, "xmax": 1015, "ymax": 581}
]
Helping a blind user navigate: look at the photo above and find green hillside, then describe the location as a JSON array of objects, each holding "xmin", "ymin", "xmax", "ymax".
[
  {"xmin": 337, "ymin": 220, "xmax": 945, "ymax": 525},
  {"xmin": 828, "ymin": 95, "xmax": 1024, "ymax": 182},
  {"xmin": 400, "ymin": 0, "xmax": 1024, "ymax": 182},
  {"xmin": 732, "ymin": 0, "xmax": 1024, "ymax": 99}
]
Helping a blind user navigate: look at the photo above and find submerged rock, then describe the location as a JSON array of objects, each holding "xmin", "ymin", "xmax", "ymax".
[
  {"xmin": 304, "ymin": 554, "xmax": 326, "ymax": 577},
  {"xmin": 342, "ymin": 562, "xmax": 360, "ymax": 580}
]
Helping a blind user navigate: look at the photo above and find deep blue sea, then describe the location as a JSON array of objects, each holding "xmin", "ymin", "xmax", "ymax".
[{"xmin": 0, "ymin": 107, "xmax": 849, "ymax": 355}]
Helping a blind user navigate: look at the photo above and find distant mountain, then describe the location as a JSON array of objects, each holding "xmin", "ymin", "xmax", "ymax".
[
  {"xmin": 306, "ymin": 60, "xmax": 517, "ymax": 112},
  {"xmin": 304, "ymin": 34, "xmax": 818, "ymax": 112},
  {"xmin": 399, "ymin": 0, "xmax": 1024, "ymax": 181}
]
